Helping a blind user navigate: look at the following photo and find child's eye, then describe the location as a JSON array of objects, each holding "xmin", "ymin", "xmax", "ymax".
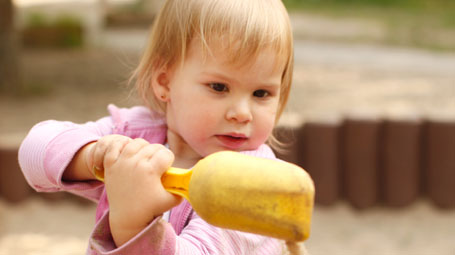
[
  {"xmin": 209, "ymin": 83, "xmax": 228, "ymax": 92},
  {"xmin": 253, "ymin": 89, "xmax": 269, "ymax": 98}
]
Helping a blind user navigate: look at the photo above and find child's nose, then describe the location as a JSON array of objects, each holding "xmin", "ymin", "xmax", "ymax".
[{"xmin": 226, "ymin": 99, "xmax": 252, "ymax": 123}]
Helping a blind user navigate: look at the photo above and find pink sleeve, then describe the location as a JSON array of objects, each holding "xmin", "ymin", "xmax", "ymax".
[
  {"xmin": 87, "ymin": 211, "xmax": 284, "ymax": 255},
  {"xmin": 18, "ymin": 117, "xmax": 114, "ymax": 202},
  {"xmin": 88, "ymin": 212, "xmax": 177, "ymax": 255}
]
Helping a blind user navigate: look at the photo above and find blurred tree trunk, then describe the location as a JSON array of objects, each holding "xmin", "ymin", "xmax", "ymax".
[{"xmin": 0, "ymin": 0, "xmax": 20, "ymax": 92}]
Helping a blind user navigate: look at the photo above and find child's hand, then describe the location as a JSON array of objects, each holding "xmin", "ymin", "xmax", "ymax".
[
  {"xmin": 97, "ymin": 137, "xmax": 182, "ymax": 246},
  {"xmin": 64, "ymin": 135, "xmax": 132, "ymax": 182},
  {"xmin": 84, "ymin": 134, "xmax": 132, "ymax": 177}
]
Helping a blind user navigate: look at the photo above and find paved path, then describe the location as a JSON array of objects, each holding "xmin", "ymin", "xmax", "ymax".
[{"xmin": 289, "ymin": 40, "xmax": 455, "ymax": 124}]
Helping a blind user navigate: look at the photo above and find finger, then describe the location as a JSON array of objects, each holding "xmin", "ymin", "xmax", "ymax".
[
  {"xmin": 103, "ymin": 136, "xmax": 132, "ymax": 168},
  {"xmin": 134, "ymin": 143, "xmax": 165, "ymax": 162},
  {"xmin": 149, "ymin": 146, "xmax": 175, "ymax": 176},
  {"xmin": 159, "ymin": 188, "xmax": 183, "ymax": 212},
  {"xmin": 82, "ymin": 142, "xmax": 97, "ymax": 170},
  {"xmin": 92, "ymin": 138, "xmax": 109, "ymax": 171},
  {"xmin": 92, "ymin": 135, "xmax": 131, "ymax": 168},
  {"xmin": 119, "ymin": 138, "xmax": 150, "ymax": 158}
]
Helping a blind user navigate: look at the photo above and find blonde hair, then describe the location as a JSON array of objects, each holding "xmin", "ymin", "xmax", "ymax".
[{"xmin": 132, "ymin": 0, "xmax": 294, "ymax": 149}]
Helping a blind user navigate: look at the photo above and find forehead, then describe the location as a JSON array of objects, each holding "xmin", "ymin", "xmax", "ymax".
[
  {"xmin": 176, "ymin": 39, "xmax": 282, "ymax": 89},
  {"xmin": 184, "ymin": 38, "xmax": 285, "ymax": 75}
]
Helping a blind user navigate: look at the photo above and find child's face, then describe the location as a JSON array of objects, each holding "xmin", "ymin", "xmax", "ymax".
[{"xmin": 157, "ymin": 40, "xmax": 282, "ymax": 158}]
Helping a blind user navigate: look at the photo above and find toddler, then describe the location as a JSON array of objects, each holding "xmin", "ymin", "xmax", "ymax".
[{"xmin": 19, "ymin": 0, "xmax": 305, "ymax": 254}]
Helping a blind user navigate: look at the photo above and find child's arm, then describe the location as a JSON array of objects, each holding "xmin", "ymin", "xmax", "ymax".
[
  {"xmin": 18, "ymin": 104, "xmax": 167, "ymax": 202},
  {"xmin": 62, "ymin": 142, "xmax": 97, "ymax": 181},
  {"xmin": 18, "ymin": 118, "xmax": 114, "ymax": 201}
]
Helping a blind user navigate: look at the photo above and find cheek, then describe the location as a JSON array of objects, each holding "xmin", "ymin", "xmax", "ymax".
[
  {"xmin": 258, "ymin": 117, "xmax": 275, "ymax": 137},
  {"xmin": 177, "ymin": 103, "xmax": 219, "ymax": 138},
  {"xmin": 252, "ymin": 107, "xmax": 277, "ymax": 143}
]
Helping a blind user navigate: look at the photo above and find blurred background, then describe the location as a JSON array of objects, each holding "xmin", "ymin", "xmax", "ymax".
[{"xmin": 0, "ymin": 0, "xmax": 454, "ymax": 254}]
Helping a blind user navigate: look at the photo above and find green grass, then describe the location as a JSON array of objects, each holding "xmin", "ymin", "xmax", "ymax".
[
  {"xmin": 284, "ymin": 0, "xmax": 455, "ymax": 28},
  {"xmin": 283, "ymin": 0, "xmax": 455, "ymax": 50},
  {"xmin": 24, "ymin": 13, "xmax": 84, "ymax": 48},
  {"xmin": 283, "ymin": 0, "xmax": 455, "ymax": 15}
]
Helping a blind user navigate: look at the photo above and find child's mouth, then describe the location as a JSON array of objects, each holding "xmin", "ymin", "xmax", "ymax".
[{"xmin": 216, "ymin": 134, "xmax": 248, "ymax": 150}]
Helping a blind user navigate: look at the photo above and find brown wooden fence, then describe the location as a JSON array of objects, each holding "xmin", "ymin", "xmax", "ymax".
[
  {"xmin": 275, "ymin": 118, "xmax": 454, "ymax": 209},
  {"xmin": 1, "ymin": 119, "xmax": 454, "ymax": 209}
]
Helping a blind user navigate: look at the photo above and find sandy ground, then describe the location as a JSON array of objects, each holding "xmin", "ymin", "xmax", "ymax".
[
  {"xmin": 0, "ymin": 197, "xmax": 95, "ymax": 255},
  {"xmin": 1, "ymin": 197, "xmax": 454, "ymax": 255},
  {"xmin": 1, "ymin": 12, "xmax": 455, "ymax": 255}
]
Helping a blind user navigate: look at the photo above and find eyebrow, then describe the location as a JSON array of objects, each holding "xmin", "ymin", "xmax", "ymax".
[{"xmin": 200, "ymin": 71, "xmax": 280, "ymax": 88}]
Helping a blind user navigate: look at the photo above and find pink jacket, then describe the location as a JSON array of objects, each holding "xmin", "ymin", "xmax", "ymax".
[{"xmin": 19, "ymin": 104, "xmax": 286, "ymax": 254}]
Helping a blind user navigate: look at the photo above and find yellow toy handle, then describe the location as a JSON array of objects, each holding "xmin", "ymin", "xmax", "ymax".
[
  {"xmin": 93, "ymin": 166, "xmax": 193, "ymax": 200},
  {"xmin": 161, "ymin": 167, "xmax": 192, "ymax": 200}
]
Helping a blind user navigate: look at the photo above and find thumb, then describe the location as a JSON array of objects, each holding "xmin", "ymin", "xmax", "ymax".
[
  {"xmin": 83, "ymin": 142, "xmax": 98, "ymax": 177},
  {"xmin": 154, "ymin": 147, "xmax": 183, "ymax": 213}
]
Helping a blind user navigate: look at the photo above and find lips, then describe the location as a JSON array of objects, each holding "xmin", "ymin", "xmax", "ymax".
[{"xmin": 215, "ymin": 133, "xmax": 248, "ymax": 150}]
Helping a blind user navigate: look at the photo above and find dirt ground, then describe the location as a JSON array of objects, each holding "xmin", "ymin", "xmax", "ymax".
[{"xmin": 1, "ymin": 24, "xmax": 455, "ymax": 254}]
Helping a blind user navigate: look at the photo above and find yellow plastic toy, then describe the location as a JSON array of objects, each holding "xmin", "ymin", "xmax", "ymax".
[{"xmin": 95, "ymin": 151, "xmax": 315, "ymax": 242}]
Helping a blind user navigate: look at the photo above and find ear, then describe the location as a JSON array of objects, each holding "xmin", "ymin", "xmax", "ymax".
[{"xmin": 151, "ymin": 66, "xmax": 171, "ymax": 102}]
